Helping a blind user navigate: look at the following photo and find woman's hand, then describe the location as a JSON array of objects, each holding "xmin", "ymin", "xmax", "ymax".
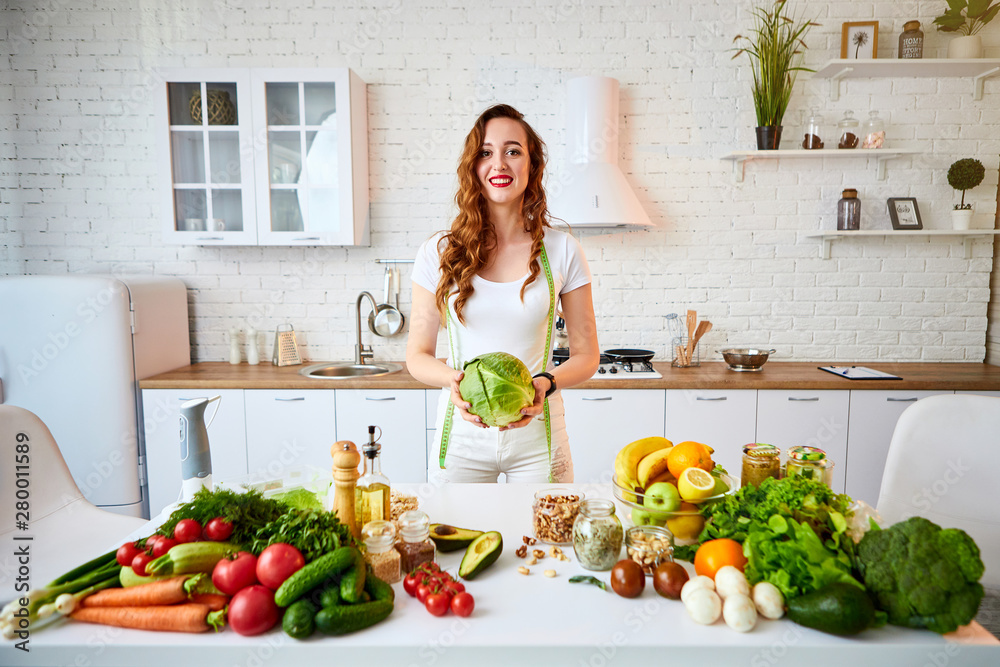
[
  {"xmin": 450, "ymin": 371, "xmax": 487, "ymax": 428},
  {"xmin": 499, "ymin": 375, "xmax": 548, "ymax": 431}
]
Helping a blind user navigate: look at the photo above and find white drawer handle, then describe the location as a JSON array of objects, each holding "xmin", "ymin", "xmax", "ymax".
[
  {"xmin": 275, "ymin": 397, "xmax": 306, "ymax": 402},
  {"xmin": 366, "ymin": 397, "xmax": 396, "ymax": 401},
  {"xmin": 788, "ymin": 397, "xmax": 820, "ymax": 402},
  {"xmin": 582, "ymin": 397, "xmax": 613, "ymax": 401},
  {"xmin": 886, "ymin": 397, "xmax": 918, "ymax": 402},
  {"xmin": 696, "ymin": 396, "xmax": 727, "ymax": 401}
]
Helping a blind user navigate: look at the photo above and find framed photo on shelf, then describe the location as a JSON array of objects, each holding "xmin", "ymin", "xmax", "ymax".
[
  {"xmin": 841, "ymin": 21, "xmax": 879, "ymax": 59},
  {"xmin": 887, "ymin": 197, "xmax": 923, "ymax": 230}
]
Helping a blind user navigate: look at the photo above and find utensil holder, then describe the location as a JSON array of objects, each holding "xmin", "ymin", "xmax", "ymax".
[{"xmin": 672, "ymin": 336, "xmax": 700, "ymax": 368}]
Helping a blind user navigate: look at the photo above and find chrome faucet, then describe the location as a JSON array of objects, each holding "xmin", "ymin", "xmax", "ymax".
[{"xmin": 355, "ymin": 291, "xmax": 377, "ymax": 365}]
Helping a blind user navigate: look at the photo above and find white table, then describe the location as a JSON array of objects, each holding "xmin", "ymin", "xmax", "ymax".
[{"xmin": 3, "ymin": 483, "xmax": 997, "ymax": 667}]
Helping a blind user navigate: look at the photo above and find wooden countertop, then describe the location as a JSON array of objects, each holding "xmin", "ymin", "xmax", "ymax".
[{"xmin": 139, "ymin": 361, "xmax": 1000, "ymax": 391}]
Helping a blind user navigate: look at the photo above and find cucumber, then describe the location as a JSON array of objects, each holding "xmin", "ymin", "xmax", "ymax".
[
  {"xmin": 364, "ymin": 572, "xmax": 395, "ymax": 602},
  {"xmin": 282, "ymin": 599, "xmax": 317, "ymax": 639},
  {"xmin": 339, "ymin": 550, "xmax": 367, "ymax": 604},
  {"xmin": 318, "ymin": 581, "xmax": 341, "ymax": 608},
  {"xmin": 274, "ymin": 547, "xmax": 358, "ymax": 607},
  {"xmin": 787, "ymin": 582, "xmax": 876, "ymax": 636},
  {"xmin": 314, "ymin": 599, "xmax": 393, "ymax": 635}
]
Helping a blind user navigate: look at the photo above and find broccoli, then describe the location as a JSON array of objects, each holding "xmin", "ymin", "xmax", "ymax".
[{"xmin": 855, "ymin": 516, "xmax": 985, "ymax": 634}]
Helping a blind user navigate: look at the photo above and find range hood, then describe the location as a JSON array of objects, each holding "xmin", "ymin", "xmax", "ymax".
[{"xmin": 548, "ymin": 76, "xmax": 653, "ymax": 228}]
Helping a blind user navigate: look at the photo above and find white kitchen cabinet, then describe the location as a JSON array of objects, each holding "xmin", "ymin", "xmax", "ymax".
[
  {"xmin": 336, "ymin": 389, "xmax": 427, "ymax": 483},
  {"xmin": 956, "ymin": 390, "xmax": 1000, "ymax": 397},
  {"xmin": 845, "ymin": 390, "xmax": 952, "ymax": 505},
  {"xmin": 756, "ymin": 390, "xmax": 850, "ymax": 493},
  {"xmin": 156, "ymin": 67, "xmax": 369, "ymax": 246},
  {"xmin": 141, "ymin": 389, "xmax": 247, "ymax": 518},
  {"xmin": 244, "ymin": 389, "xmax": 336, "ymax": 475},
  {"xmin": 665, "ymin": 390, "xmax": 757, "ymax": 479},
  {"xmin": 563, "ymin": 389, "xmax": 665, "ymax": 485}
]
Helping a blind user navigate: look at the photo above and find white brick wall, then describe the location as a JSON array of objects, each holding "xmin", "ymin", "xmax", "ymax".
[{"xmin": 2, "ymin": 0, "xmax": 998, "ymax": 364}]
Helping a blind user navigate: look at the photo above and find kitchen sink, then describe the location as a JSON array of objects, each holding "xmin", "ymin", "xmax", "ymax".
[{"xmin": 299, "ymin": 362, "xmax": 403, "ymax": 379}]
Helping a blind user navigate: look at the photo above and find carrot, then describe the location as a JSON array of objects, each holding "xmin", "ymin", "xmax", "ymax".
[
  {"xmin": 81, "ymin": 576, "xmax": 188, "ymax": 608},
  {"xmin": 190, "ymin": 593, "xmax": 229, "ymax": 611},
  {"xmin": 70, "ymin": 603, "xmax": 213, "ymax": 633}
]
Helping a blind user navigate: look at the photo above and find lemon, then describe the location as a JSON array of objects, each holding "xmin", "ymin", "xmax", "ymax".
[
  {"xmin": 678, "ymin": 467, "xmax": 715, "ymax": 501},
  {"xmin": 666, "ymin": 502, "xmax": 705, "ymax": 541}
]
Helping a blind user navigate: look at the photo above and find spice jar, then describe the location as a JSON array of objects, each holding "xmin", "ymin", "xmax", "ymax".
[
  {"xmin": 572, "ymin": 498, "xmax": 623, "ymax": 571},
  {"xmin": 394, "ymin": 510, "xmax": 435, "ymax": 574},
  {"xmin": 837, "ymin": 110, "xmax": 860, "ymax": 149},
  {"xmin": 802, "ymin": 108, "xmax": 824, "ymax": 149},
  {"xmin": 625, "ymin": 525, "xmax": 674, "ymax": 576},
  {"xmin": 861, "ymin": 110, "xmax": 885, "ymax": 148},
  {"xmin": 785, "ymin": 446, "xmax": 834, "ymax": 487},
  {"xmin": 898, "ymin": 21, "xmax": 923, "ymax": 59},
  {"xmin": 741, "ymin": 443, "xmax": 781, "ymax": 488},
  {"xmin": 362, "ymin": 519, "xmax": 401, "ymax": 584},
  {"xmin": 532, "ymin": 489, "xmax": 583, "ymax": 545},
  {"xmin": 837, "ymin": 188, "xmax": 861, "ymax": 230}
]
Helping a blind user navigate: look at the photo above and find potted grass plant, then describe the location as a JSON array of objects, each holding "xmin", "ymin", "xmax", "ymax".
[
  {"xmin": 947, "ymin": 158, "xmax": 986, "ymax": 229},
  {"xmin": 934, "ymin": 0, "xmax": 1000, "ymax": 59},
  {"xmin": 733, "ymin": 0, "xmax": 819, "ymax": 150}
]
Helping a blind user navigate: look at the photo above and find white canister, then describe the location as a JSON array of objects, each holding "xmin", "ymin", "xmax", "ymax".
[
  {"xmin": 246, "ymin": 328, "xmax": 260, "ymax": 365},
  {"xmin": 229, "ymin": 327, "xmax": 241, "ymax": 365}
]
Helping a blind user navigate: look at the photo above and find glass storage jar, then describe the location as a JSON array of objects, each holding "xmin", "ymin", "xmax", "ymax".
[
  {"xmin": 898, "ymin": 20, "xmax": 923, "ymax": 59},
  {"xmin": 837, "ymin": 110, "xmax": 860, "ymax": 149},
  {"xmin": 785, "ymin": 446, "xmax": 834, "ymax": 487},
  {"xmin": 741, "ymin": 443, "xmax": 781, "ymax": 488},
  {"xmin": 394, "ymin": 510, "xmax": 435, "ymax": 574},
  {"xmin": 362, "ymin": 519, "xmax": 401, "ymax": 584},
  {"xmin": 861, "ymin": 110, "xmax": 885, "ymax": 148},
  {"xmin": 572, "ymin": 498, "xmax": 623, "ymax": 571},
  {"xmin": 625, "ymin": 525, "xmax": 674, "ymax": 576},
  {"xmin": 533, "ymin": 488, "xmax": 584, "ymax": 545},
  {"xmin": 837, "ymin": 188, "xmax": 861, "ymax": 230},
  {"xmin": 802, "ymin": 108, "xmax": 824, "ymax": 149}
]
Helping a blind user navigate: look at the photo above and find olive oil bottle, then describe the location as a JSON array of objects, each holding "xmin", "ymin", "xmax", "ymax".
[{"xmin": 355, "ymin": 425, "xmax": 391, "ymax": 532}]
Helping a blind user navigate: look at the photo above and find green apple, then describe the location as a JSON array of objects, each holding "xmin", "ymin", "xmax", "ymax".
[
  {"xmin": 631, "ymin": 507, "xmax": 666, "ymax": 527},
  {"xmin": 644, "ymin": 481, "xmax": 682, "ymax": 513}
]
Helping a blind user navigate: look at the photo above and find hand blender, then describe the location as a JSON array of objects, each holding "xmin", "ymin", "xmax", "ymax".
[{"xmin": 178, "ymin": 395, "xmax": 221, "ymax": 502}]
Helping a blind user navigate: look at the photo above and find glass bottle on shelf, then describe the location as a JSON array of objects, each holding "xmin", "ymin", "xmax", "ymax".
[
  {"xmin": 837, "ymin": 111, "xmax": 860, "ymax": 149},
  {"xmin": 898, "ymin": 21, "xmax": 923, "ymax": 59},
  {"xmin": 837, "ymin": 189, "xmax": 861, "ymax": 231},
  {"xmin": 355, "ymin": 425, "xmax": 391, "ymax": 533},
  {"xmin": 395, "ymin": 510, "xmax": 435, "ymax": 574},
  {"xmin": 861, "ymin": 111, "xmax": 885, "ymax": 149},
  {"xmin": 802, "ymin": 108, "xmax": 824, "ymax": 149}
]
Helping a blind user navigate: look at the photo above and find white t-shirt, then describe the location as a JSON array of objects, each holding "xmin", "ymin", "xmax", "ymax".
[{"xmin": 412, "ymin": 227, "xmax": 591, "ymax": 375}]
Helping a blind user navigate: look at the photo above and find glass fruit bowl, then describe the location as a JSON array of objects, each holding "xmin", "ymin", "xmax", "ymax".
[{"xmin": 612, "ymin": 472, "xmax": 737, "ymax": 544}]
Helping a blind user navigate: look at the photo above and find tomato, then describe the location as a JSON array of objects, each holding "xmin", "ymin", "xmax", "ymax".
[
  {"xmin": 173, "ymin": 519, "xmax": 202, "ymax": 544},
  {"xmin": 256, "ymin": 543, "xmax": 305, "ymax": 590},
  {"xmin": 451, "ymin": 591, "xmax": 475, "ymax": 617},
  {"xmin": 116, "ymin": 542, "xmax": 141, "ymax": 566},
  {"xmin": 416, "ymin": 583, "xmax": 432, "ymax": 604},
  {"xmin": 610, "ymin": 559, "xmax": 645, "ymax": 598},
  {"xmin": 444, "ymin": 580, "xmax": 465, "ymax": 595},
  {"xmin": 212, "ymin": 551, "xmax": 259, "ymax": 595},
  {"xmin": 425, "ymin": 592, "xmax": 450, "ymax": 617},
  {"xmin": 204, "ymin": 517, "xmax": 234, "ymax": 541},
  {"xmin": 418, "ymin": 562, "xmax": 441, "ymax": 574},
  {"xmin": 151, "ymin": 536, "xmax": 178, "ymax": 559},
  {"xmin": 228, "ymin": 585, "xmax": 279, "ymax": 636},
  {"xmin": 403, "ymin": 572, "xmax": 420, "ymax": 597},
  {"xmin": 144, "ymin": 534, "xmax": 162, "ymax": 552},
  {"xmin": 131, "ymin": 552, "xmax": 154, "ymax": 576}
]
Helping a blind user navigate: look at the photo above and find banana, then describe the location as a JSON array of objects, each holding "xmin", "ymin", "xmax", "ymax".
[
  {"xmin": 636, "ymin": 447, "xmax": 674, "ymax": 489},
  {"xmin": 614, "ymin": 436, "xmax": 673, "ymax": 488},
  {"xmin": 645, "ymin": 469, "xmax": 677, "ymax": 488}
]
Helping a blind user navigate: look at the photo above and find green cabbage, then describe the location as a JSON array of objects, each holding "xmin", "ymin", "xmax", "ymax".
[{"xmin": 459, "ymin": 352, "xmax": 535, "ymax": 427}]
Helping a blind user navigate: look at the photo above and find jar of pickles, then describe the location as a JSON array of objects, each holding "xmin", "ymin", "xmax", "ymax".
[
  {"xmin": 572, "ymin": 498, "xmax": 623, "ymax": 571},
  {"xmin": 741, "ymin": 443, "xmax": 781, "ymax": 488},
  {"xmin": 785, "ymin": 446, "xmax": 834, "ymax": 487}
]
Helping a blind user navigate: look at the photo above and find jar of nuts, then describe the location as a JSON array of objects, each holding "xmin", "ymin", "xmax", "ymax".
[
  {"xmin": 625, "ymin": 525, "xmax": 674, "ymax": 576},
  {"xmin": 532, "ymin": 489, "xmax": 584, "ymax": 545}
]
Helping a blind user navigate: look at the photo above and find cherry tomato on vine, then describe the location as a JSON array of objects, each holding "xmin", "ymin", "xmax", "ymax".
[
  {"xmin": 403, "ymin": 572, "xmax": 420, "ymax": 597},
  {"xmin": 451, "ymin": 592, "xmax": 475, "ymax": 617},
  {"xmin": 173, "ymin": 519, "xmax": 203, "ymax": 543},
  {"xmin": 425, "ymin": 592, "xmax": 451, "ymax": 617},
  {"xmin": 416, "ymin": 583, "xmax": 432, "ymax": 604}
]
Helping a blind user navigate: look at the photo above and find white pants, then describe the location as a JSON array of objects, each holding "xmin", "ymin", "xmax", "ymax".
[{"xmin": 430, "ymin": 388, "xmax": 573, "ymax": 483}]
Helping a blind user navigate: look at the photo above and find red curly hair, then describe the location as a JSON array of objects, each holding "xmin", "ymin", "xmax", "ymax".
[{"xmin": 435, "ymin": 104, "xmax": 552, "ymax": 325}]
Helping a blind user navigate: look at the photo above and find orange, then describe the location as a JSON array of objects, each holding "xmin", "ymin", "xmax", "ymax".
[
  {"xmin": 693, "ymin": 538, "xmax": 748, "ymax": 580},
  {"xmin": 666, "ymin": 441, "xmax": 715, "ymax": 479}
]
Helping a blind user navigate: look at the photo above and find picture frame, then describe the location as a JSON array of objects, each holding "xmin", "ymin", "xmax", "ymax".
[
  {"xmin": 841, "ymin": 21, "xmax": 879, "ymax": 59},
  {"xmin": 887, "ymin": 197, "xmax": 923, "ymax": 230}
]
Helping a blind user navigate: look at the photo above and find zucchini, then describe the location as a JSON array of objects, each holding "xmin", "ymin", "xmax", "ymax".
[
  {"xmin": 282, "ymin": 599, "xmax": 317, "ymax": 639},
  {"xmin": 274, "ymin": 546, "xmax": 358, "ymax": 608},
  {"xmin": 145, "ymin": 542, "xmax": 237, "ymax": 576},
  {"xmin": 314, "ymin": 599, "xmax": 393, "ymax": 635},
  {"xmin": 119, "ymin": 566, "xmax": 179, "ymax": 588},
  {"xmin": 364, "ymin": 571, "xmax": 395, "ymax": 602},
  {"xmin": 339, "ymin": 550, "xmax": 367, "ymax": 604}
]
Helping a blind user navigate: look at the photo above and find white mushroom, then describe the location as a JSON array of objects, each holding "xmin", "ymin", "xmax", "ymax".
[
  {"xmin": 723, "ymin": 593, "xmax": 758, "ymax": 632},
  {"xmin": 684, "ymin": 588, "xmax": 722, "ymax": 625},
  {"xmin": 680, "ymin": 574, "xmax": 716, "ymax": 603},
  {"xmin": 752, "ymin": 581, "xmax": 786, "ymax": 620},
  {"xmin": 713, "ymin": 565, "xmax": 750, "ymax": 600}
]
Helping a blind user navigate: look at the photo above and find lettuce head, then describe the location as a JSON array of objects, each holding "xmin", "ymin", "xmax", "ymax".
[{"xmin": 459, "ymin": 352, "xmax": 535, "ymax": 427}]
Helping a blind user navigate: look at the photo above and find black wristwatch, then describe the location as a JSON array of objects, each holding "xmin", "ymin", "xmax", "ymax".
[{"xmin": 533, "ymin": 372, "xmax": 557, "ymax": 398}]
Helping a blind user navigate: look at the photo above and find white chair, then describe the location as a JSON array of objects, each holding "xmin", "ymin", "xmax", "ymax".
[
  {"xmin": 0, "ymin": 405, "xmax": 148, "ymax": 599},
  {"xmin": 876, "ymin": 393, "xmax": 1000, "ymax": 588}
]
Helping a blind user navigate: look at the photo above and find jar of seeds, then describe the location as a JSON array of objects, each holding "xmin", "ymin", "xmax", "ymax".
[{"xmin": 572, "ymin": 498, "xmax": 623, "ymax": 571}]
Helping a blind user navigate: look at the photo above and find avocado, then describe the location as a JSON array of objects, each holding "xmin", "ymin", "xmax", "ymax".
[
  {"xmin": 428, "ymin": 524, "xmax": 485, "ymax": 552},
  {"xmin": 458, "ymin": 531, "xmax": 503, "ymax": 580},
  {"xmin": 787, "ymin": 582, "xmax": 876, "ymax": 636}
]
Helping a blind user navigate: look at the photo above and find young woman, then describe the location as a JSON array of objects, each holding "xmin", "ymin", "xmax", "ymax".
[{"xmin": 406, "ymin": 104, "xmax": 600, "ymax": 483}]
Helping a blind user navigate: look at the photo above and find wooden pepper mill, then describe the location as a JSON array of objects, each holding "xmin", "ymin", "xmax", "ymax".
[{"xmin": 331, "ymin": 440, "xmax": 361, "ymax": 540}]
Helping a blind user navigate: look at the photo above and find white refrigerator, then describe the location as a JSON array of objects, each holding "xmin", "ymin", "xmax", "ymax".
[{"xmin": 0, "ymin": 275, "xmax": 190, "ymax": 518}]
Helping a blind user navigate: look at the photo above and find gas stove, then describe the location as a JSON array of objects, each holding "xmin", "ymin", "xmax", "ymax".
[{"xmin": 552, "ymin": 351, "xmax": 663, "ymax": 380}]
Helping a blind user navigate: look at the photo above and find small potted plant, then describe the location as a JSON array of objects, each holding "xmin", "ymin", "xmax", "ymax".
[
  {"xmin": 934, "ymin": 0, "xmax": 1000, "ymax": 59},
  {"xmin": 947, "ymin": 158, "xmax": 986, "ymax": 229},
  {"xmin": 733, "ymin": 0, "xmax": 819, "ymax": 150}
]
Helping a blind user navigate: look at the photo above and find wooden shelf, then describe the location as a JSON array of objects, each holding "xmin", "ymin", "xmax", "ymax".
[
  {"xmin": 811, "ymin": 58, "xmax": 1000, "ymax": 101},
  {"xmin": 721, "ymin": 148, "xmax": 919, "ymax": 183},
  {"xmin": 805, "ymin": 229, "xmax": 1000, "ymax": 259}
]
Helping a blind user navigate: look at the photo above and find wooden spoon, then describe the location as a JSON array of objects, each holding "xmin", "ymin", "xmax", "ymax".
[
  {"xmin": 685, "ymin": 310, "xmax": 697, "ymax": 361},
  {"xmin": 691, "ymin": 320, "xmax": 713, "ymax": 357}
]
